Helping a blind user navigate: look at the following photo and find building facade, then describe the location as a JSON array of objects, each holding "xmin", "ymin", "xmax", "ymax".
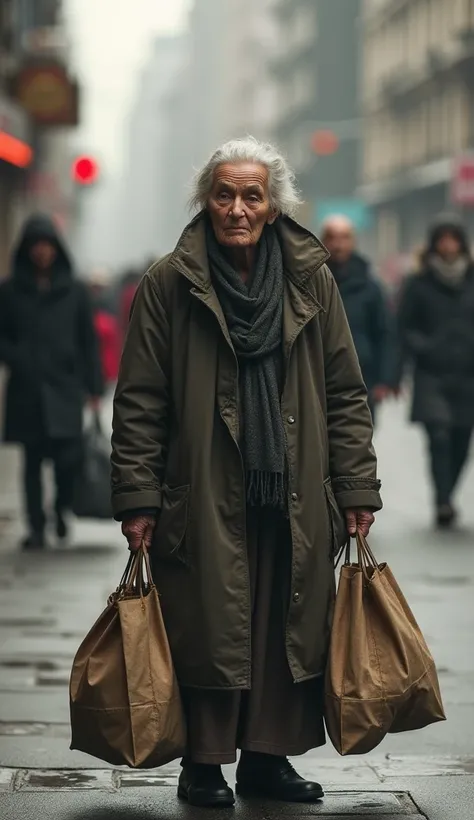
[
  {"xmin": 360, "ymin": 0, "xmax": 474, "ymax": 263},
  {"xmin": 115, "ymin": 35, "xmax": 184, "ymax": 265},
  {"xmin": 271, "ymin": 0, "xmax": 363, "ymax": 231},
  {"xmin": 158, "ymin": 0, "xmax": 280, "ymax": 250},
  {"xmin": 0, "ymin": 0, "xmax": 78, "ymax": 275}
]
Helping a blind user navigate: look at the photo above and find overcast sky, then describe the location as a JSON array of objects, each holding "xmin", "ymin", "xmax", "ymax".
[{"xmin": 64, "ymin": 0, "xmax": 190, "ymax": 171}]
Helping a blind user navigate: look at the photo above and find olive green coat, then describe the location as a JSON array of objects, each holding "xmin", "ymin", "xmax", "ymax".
[{"xmin": 111, "ymin": 213, "xmax": 382, "ymax": 690}]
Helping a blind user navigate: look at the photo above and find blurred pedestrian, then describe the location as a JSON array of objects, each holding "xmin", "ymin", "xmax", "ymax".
[
  {"xmin": 88, "ymin": 268, "xmax": 121, "ymax": 389},
  {"xmin": 322, "ymin": 215, "xmax": 395, "ymax": 422},
  {"xmin": 398, "ymin": 215, "xmax": 474, "ymax": 528},
  {"xmin": 0, "ymin": 215, "xmax": 103, "ymax": 550},
  {"xmin": 111, "ymin": 138, "xmax": 382, "ymax": 807}
]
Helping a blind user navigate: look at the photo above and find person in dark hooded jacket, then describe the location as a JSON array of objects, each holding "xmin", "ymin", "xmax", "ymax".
[
  {"xmin": 398, "ymin": 215, "xmax": 474, "ymax": 527},
  {"xmin": 322, "ymin": 215, "xmax": 395, "ymax": 422},
  {"xmin": 0, "ymin": 215, "xmax": 103, "ymax": 549}
]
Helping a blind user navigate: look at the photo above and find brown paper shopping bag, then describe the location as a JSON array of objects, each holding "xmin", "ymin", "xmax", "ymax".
[
  {"xmin": 325, "ymin": 533, "xmax": 446, "ymax": 756},
  {"xmin": 70, "ymin": 548, "xmax": 186, "ymax": 767}
]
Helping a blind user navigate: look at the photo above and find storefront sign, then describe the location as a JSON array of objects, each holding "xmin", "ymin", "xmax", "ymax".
[
  {"xmin": 451, "ymin": 154, "xmax": 474, "ymax": 206},
  {"xmin": 14, "ymin": 62, "xmax": 79, "ymax": 126},
  {"xmin": 0, "ymin": 95, "xmax": 32, "ymax": 168}
]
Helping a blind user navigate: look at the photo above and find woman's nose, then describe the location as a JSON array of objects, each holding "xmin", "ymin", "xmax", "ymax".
[{"xmin": 230, "ymin": 198, "xmax": 244, "ymax": 218}]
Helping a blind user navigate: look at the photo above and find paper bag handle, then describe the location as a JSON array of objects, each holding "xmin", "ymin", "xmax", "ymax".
[{"xmin": 336, "ymin": 532, "xmax": 379, "ymax": 582}]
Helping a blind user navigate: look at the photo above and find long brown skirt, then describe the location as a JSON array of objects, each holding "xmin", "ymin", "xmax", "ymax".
[{"xmin": 181, "ymin": 508, "xmax": 326, "ymax": 764}]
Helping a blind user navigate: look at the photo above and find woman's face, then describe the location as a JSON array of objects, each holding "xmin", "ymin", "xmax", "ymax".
[{"xmin": 207, "ymin": 162, "xmax": 277, "ymax": 248}]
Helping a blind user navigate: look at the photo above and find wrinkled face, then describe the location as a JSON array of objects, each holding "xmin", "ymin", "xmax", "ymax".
[
  {"xmin": 323, "ymin": 225, "xmax": 355, "ymax": 264},
  {"xmin": 207, "ymin": 162, "xmax": 277, "ymax": 248},
  {"xmin": 29, "ymin": 240, "xmax": 57, "ymax": 270},
  {"xmin": 435, "ymin": 231, "xmax": 463, "ymax": 261}
]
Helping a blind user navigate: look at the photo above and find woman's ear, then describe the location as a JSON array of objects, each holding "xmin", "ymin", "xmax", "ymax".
[{"xmin": 267, "ymin": 209, "xmax": 279, "ymax": 225}]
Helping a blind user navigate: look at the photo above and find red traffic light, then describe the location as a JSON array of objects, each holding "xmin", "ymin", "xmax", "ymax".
[
  {"xmin": 311, "ymin": 130, "xmax": 339, "ymax": 156},
  {"xmin": 72, "ymin": 155, "xmax": 99, "ymax": 185}
]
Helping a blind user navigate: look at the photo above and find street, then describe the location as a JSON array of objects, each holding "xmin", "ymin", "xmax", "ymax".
[{"xmin": 0, "ymin": 400, "xmax": 473, "ymax": 819}]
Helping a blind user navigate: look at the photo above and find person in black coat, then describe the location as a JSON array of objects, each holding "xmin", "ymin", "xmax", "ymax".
[
  {"xmin": 323, "ymin": 216, "xmax": 394, "ymax": 422},
  {"xmin": 0, "ymin": 215, "xmax": 103, "ymax": 549},
  {"xmin": 398, "ymin": 216, "xmax": 474, "ymax": 528}
]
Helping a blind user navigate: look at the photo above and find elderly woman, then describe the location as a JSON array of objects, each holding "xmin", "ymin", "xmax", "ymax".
[{"xmin": 111, "ymin": 138, "xmax": 382, "ymax": 808}]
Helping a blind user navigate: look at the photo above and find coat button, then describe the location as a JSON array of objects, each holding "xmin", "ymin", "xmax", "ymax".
[
  {"xmin": 293, "ymin": 592, "xmax": 300, "ymax": 603},
  {"xmin": 291, "ymin": 492, "xmax": 298, "ymax": 502},
  {"xmin": 287, "ymin": 415, "xmax": 296, "ymax": 424}
]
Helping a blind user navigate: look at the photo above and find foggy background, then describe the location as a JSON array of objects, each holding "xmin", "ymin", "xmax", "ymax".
[{"xmin": 2, "ymin": 0, "xmax": 474, "ymax": 291}]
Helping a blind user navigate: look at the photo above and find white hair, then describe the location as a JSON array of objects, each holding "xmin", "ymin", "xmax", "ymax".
[
  {"xmin": 321, "ymin": 214, "xmax": 355, "ymax": 235},
  {"xmin": 189, "ymin": 136, "xmax": 303, "ymax": 218}
]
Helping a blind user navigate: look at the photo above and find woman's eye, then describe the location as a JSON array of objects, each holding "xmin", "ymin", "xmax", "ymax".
[
  {"xmin": 218, "ymin": 192, "xmax": 231, "ymax": 201},
  {"xmin": 248, "ymin": 195, "xmax": 260, "ymax": 203}
]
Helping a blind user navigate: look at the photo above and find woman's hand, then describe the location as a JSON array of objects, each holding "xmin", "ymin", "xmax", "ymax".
[
  {"xmin": 122, "ymin": 515, "xmax": 157, "ymax": 551},
  {"xmin": 345, "ymin": 508, "xmax": 375, "ymax": 538}
]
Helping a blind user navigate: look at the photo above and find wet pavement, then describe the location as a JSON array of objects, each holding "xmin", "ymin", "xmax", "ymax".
[{"xmin": 0, "ymin": 400, "xmax": 473, "ymax": 819}]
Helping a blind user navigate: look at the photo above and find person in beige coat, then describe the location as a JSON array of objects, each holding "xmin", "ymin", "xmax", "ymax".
[{"xmin": 111, "ymin": 137, "xmax": 382, "ymax": 808}]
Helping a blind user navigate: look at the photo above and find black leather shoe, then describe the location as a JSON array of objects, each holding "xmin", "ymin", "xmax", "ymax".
[
  {"xmin": 21, "ymin": 533, "xmax": 46, "ymax": 551},
  {"xmin": 56, "ymin": 514, "xmax": 68, "ymax": 540},
  {"xmin": 178, "ymin": 762, "xmax": 235, "ymax": 808},
  {"xmin": 236, "ymin": 753, "xmax": 324, "ymax": 802},
  {"xmin": 436, "ymin": 504, "xmax": 456, "ymax": 529}
]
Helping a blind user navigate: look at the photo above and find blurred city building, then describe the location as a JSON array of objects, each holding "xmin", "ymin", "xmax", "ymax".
[
  {"xmin": 270, "ymin": 0, "xmax": 364, "ymax": 234},
  {"xmin": 221, "ymin": 0, "xmax": 279, "ymax": 145},
  {"xmin": 360, "ymin": 0, "xmax": 474, "ymax": 264},
  {"xmin": 0, "ymin": 0, "xmax": 79, "ymax": 276},
  {"xmin": 159, "ymin": 0, "xmax": 279, "ymax": 250},
  {"xmin": 116, "ymin": 35, "xmax": 184, "ymax": 264}
]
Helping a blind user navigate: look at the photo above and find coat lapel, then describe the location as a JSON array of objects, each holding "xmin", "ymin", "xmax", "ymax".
[{"xmin": 169, "ymin": 210, "xmax": 330, "ymax": 398}]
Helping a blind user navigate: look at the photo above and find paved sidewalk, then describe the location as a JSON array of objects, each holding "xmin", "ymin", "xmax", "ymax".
[{"xmin": 0, "ymin": 401, "xmax": 473, "ymax": 819}]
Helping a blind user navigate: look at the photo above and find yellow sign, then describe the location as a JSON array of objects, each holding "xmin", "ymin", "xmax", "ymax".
[{"xmin": 15, "ymin": 62, "xmax": 79, "ymax": 126}]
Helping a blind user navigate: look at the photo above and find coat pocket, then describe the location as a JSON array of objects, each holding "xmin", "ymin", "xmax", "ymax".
[
  {"xmin": 323, "ymin": 478, "xmax": 347, "ymax": 558},
  {"xmin": 153, "ymin": 484, "xmax": 190, "ymax": 564}
]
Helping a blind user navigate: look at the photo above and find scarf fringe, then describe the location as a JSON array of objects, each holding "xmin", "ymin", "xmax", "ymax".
[{"xmin": 247, "ymin": 471, "xmax": 286, "ymax": 510}]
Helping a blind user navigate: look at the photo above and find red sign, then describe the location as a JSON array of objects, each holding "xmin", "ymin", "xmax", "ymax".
[{"xmin": 451, "ymin": 154, "xmax": 474, "ymax": 206}]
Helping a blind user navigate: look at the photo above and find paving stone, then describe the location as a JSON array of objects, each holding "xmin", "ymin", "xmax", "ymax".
[
  {"xmin": 0, "ymin": 789, "xmax": 427, "ymax": 820},
  {"xmin": 259, "ymin": 791, "xmax": 418, "ymax": 815},
  {"xmin": 0, "ymin": 667, "xmax": 36, "ymax": 690},
  {"xmin": 369, "ymin": 755, "xmax": 474, "ymax": 779},
  {"xmin": 19, "ymin": 768, "xmax": 116, "ymax": 791},
  {"xmin": 0, "ymin": 635, "xmax": 81, "ymax": 661},
  {"xmin": 0, "ymin": 767, "xmax": 15, "ymax": 792},
  {"xmin": 0, "ymin": 736, "xmax": 114, "ymax": 769},
  {"xmin": 0, "ymin": 691, "xmax": 70, "ymax": 723},
  {"xmin": 0, "ymin": 722, "xmax": 70, "ymax": 738},
  {"xmin": 119, "ymin": 770, "xmax": 180, "ymax": 787}
]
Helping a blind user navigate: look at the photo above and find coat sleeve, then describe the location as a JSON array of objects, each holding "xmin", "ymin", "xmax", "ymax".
[
  {"xmin": 369, "ymin": 279, "xmax": 396, "ymax": 388},
  {"xmin": 397, "ymin": 275, "xmax": 432, "ymax": 357},
  {"xmin": 111, "ymin": 270, "xmax": 170, "ymax": 518},
  {"xmin": 0, "ymin": 284, "xmax": 20, "ymax": 369},
  {"xmin": 320, "ymin": 266, "xmax": 382, "ymax": 511},
  {"xmin": 77, "ymin": 284, "xmax": 104, "ymax": 397}
]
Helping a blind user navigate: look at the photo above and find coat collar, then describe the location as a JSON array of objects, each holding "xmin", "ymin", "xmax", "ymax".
[{"xmin": 168, "ymin": 211, "xmax": 330, "ymax": 291}]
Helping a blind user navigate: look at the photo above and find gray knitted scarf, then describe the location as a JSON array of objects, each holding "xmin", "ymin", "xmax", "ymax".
[
  {"xmin": 207, "ymin": 223, "xmax": 286, "ymax": 509},
  {"xmin": 428, "ymin": 254, "xmax": 469, "ymax": 289}
]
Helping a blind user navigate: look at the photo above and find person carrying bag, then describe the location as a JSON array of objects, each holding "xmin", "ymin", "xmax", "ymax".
[
  {"xmin": 69, "ymin": 547, "xmax": 186, "ymax": 768},
  {"xmin": 73, "ymin": 410, "xmax": 113, "ymax": 520},
  {"xmin": 325, "ymin": 533, "xmax": 446, "ymax": 756}
]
